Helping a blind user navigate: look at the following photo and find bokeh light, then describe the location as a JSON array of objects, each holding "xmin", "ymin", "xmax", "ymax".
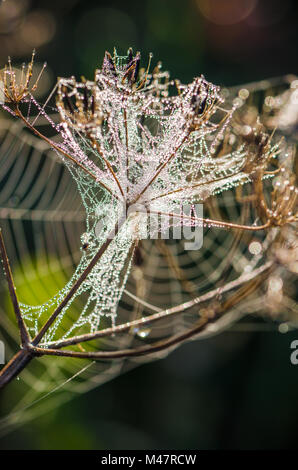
[
  {"xmin": 248, "ymin": 241, "xmax": 262, "ymax": 255},
  {"xmin": 18, "ymin": 10, "xmax": 56, "ymax": 48},
  {"xmin": 0, "ymin": 0, "xmax": 29, "ymax": 34},
  {"xmin": 196, "ymin": 0, "xmax": 258, "ymax": 25}
]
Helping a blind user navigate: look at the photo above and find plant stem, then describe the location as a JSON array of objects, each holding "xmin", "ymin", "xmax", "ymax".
[
  {"xmin": 0, "ymin": 349, "xmax": 33, "ymax": 390},
  {"xmin": 29, "ymin": 261, "xmax": 271, "ymax": 360},
  {"xmin": 144, "ymin": 209, "xmax": 271, "ymax": 231},
  {"xmin": 39, "ymin": 261, "xmax": 272, "ymax": 351},
  {"xmin": 87, "ymin": 133, "xmax": 125, "ymax": 198},
  {"xmin": 0, "ymin": 230, "xmax": 30, "ymax": 346},
  {"xmin": 131, "ymin": 131, "xmax": 190, "ymax": 204}
]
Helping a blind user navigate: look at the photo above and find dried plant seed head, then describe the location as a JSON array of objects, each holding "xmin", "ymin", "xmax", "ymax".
[
  {"xmin": 0, "ymin": 47, "xmax": 297, "ymax": 348},
  {"xmin": 0, "ymin": 48, "xmax": 298, "ymax": 402},
  {"xmin": 102, "ymin": 51, "xmax": 117, "ymax": 78},
  {"xmin": 270, "ymin": 170, "xmax": 298, "ymax": 226},
  {"xmin": 0, "ymin": 50, "xmax": 46, "ymax": 106},
  {"xmin": 240, "ymin": 125, "xmax": 274, "ymax": 175}
]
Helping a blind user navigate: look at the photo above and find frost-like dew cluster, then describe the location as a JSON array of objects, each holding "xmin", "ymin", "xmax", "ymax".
[{"xmin": 7, "ymin": 49, "xmax": 277, "ymax": 341}]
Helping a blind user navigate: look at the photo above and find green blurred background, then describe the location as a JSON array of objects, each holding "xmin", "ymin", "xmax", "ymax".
[{"xmin": 1, "ymin": 0, "xmax": 298, "ymax": 450}]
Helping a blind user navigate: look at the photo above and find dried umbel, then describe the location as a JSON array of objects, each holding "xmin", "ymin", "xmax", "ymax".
[
  {"xmin": 0, "ymin": 50, "xmax": 46, "ymax": 105},
  {"xmin": 55, "ymin": 48, "xmax": 233, "ymax": 209},
  {"xmin": 0, "ymin": 49, "xmax": 297, "ymax": 393}
]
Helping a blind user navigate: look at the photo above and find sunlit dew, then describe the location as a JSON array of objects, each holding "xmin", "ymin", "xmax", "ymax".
[
  {"xmin": 278, "ymin": 323, "xmax": 289, "ymax": 334},
  {"xmin": 1, "ymin": 48, "xmax": 281, "ymax": 344},
  {"xmin": 268, "ymin": 276, "xmax": 283, "ymax": 293},
  {"xmin": 265, "ymin": 96, "xmax": 275, "ymax": 108},
  {"xmin": 238, "ymin": 88, "xmax": 249, "ymax": 100},
  {"xmin": 249, "ymin": 241, "xmax": 262, "ymax": 255},
  {"xmin": 291, "ymin": 80, "xmax": 298, "ymax": 89},
  {"xmin": 133, "ymin": 327, "xmax": 151, "ymax": 339},
  {"xmin": 244, "ymin": 264, "xmax": 253, "ymax": 273}
]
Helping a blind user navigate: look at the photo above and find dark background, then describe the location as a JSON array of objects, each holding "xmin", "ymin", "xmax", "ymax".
[
  {"xmin": 2, "ymin": 0, "xmax": 298, "ymax": 88},
  {"xmin": 1, "ymin": 0, "xmax": 298, "ymax": 450}
]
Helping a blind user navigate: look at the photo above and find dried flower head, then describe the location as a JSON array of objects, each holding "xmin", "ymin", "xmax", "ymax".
[
  {"xmin": 53, "ymin": 47, "xmax": 269, "ymax": 217},
  {"xmin": 269, "ymin": 168, "xmax": 298, "ymax": 226},
  {"xmin": 0, "ymin": 50, "xmax": 46, "ymax": 105},
  {"xmin": 241, "ymin": 124, "xmax": 271, "ymax": 174}
]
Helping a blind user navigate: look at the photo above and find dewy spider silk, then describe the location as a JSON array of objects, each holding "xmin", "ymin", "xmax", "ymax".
[
  {"xmin": 0, "ymin": 46, "xmax": 296, "ymax": 398},
  {"xmin": 0, "ymin": 47, "xmax": 283, "ymax": 343}
]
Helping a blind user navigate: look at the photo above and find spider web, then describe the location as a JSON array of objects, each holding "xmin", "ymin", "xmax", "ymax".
[
  {"xmin": 0, "ymin": 117, "xmax": 270, "ymax": 434},
  {"xmin": 0, "ymin": 118, "xmax": 141, "ymax": 435},
  {"xmin": 0, "ymin": 73, "xmax": 296, "ymax": 435},
  {"xmin": 3, "ymin": 74, "xmax": 255, "ymax": 344}
]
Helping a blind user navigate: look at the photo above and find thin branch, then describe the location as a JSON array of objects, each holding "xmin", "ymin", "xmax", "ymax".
[
  {"xmin": 0, "ymin": 229, "xmax": 30, "ymax": 346},
  {"xmin": 0, "ymin": 259, "xmax": 273, "ymax": 389},
  {"xmin": 30, "ymin": 261, "xmax": 272, "ymax": 360},
  {"xmin": 265, "ymin": 168, "xmax": 280, "ymax": 176},
  {"xmin": 145, "ymin": 209, "xmax": 272, "ymax": 231},
  {"xmin": 123, "ymin": 289, "xmax": 162, "ymax": 313},
  {"xmin": 123, "ymin": 108, "xmax": 129, "ymax": 195},
  {"xmin": 40, "ymin": 261, "xmax": 273, "ymax": 350},
  {"xmin": 144, "ymin": 173, "xmax": 245, "ymax": 204},
  {"xmin": 31, "ymin": 317, "xmax": 211, "ymax": 359},
  {"xmin": 87, "ymin": 133, "xmax": 125, "ymax": 198},
  {"xmin": 131, "ymin": 131, "xmax": 191, "ymax": 204}
]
